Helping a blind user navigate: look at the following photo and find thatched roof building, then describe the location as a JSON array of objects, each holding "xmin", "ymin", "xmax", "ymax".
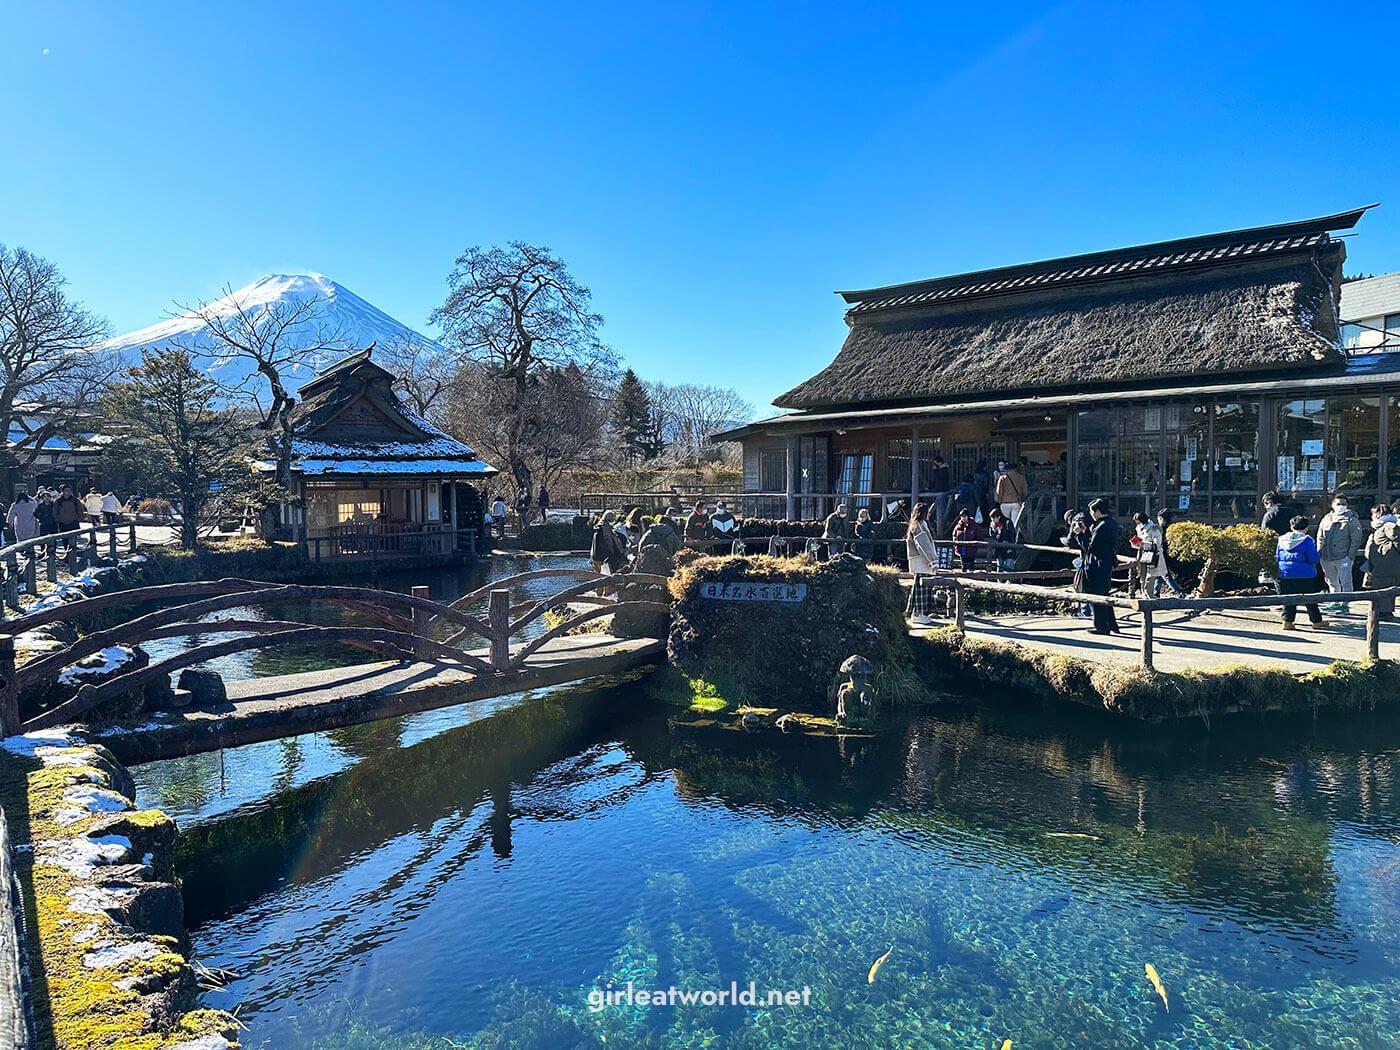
[
  {"xmin": 722, "ymin": 207, "xmax": 1400, "ymax": 539},
  {"xmin": 775, "ymin": 210, "xmax": 1358, "ymax": 411}
]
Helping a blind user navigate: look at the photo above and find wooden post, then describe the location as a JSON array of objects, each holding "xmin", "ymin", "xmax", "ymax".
[
  {"xmin": 411, "ymin": 585, "xmax": 431, "ymax": 660},
  {"xmin": 128, "ymin": 522, "xmax": 137, "ymax": 552},
  {"xmin": 953, "ymin": 580, "xmax": 966, "ymax": 632},
  {"xmin": 3, "ymin": 557, "xmax": 15, "ymax": 611},
  {"xmin": 22, "ymin": 557, "xmax": 34, "ymax": 597},
  {"xmin": 489, "ymin": 588, "xmax": 511, "ymax": 671},
  {"xmin": 1367, "ymin": 600, "xmax": 1381, "ymax": 663},
  {"xmin": 108, "ymin": 524, "xmax": 118, "ymax": 559},
  {"xmin": 1140, "ymin": 607, "xmax": 1155, "ymax": 671},
  {"xmin": 45, "ymin": 540, "xmax": 58, "ymax": 583},
  {"xmin": 0, "ymin": 636, "xmax": 17, "ymax": 737}
]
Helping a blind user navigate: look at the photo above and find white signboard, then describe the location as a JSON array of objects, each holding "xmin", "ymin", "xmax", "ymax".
[
  {"xmin": 1277, "ymin": 455, "xmax": 1296, "ymax": 491},
  {"xmin": 699, "ymin": 582, "xmax": 808, "ymax": 603},
  {"xmin": 1186, "ymin": 437, "xmax": 1200, "ymax": 462},
  {"xmin": 1301, "ymin": 439, "xmax": 1324, "ymax": 457}
]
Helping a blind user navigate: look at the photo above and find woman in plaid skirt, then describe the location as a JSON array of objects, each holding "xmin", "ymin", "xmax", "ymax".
[{"xmin": 905, "ymin": 501, "xmax": 939, "ymax": 622}]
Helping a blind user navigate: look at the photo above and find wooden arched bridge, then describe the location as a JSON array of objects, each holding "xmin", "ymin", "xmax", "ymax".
[{"xmin": 1, "ymin": 568, "xmax": 671, "ymax": 763}]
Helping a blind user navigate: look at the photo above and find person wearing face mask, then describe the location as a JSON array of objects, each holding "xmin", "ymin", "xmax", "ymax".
[
  {"xmin": 823, "ymin": 502, "xmax": 851, "ymax": 558},
  {"xmin": 1316, "ymin": 494, "xmax": 1364, "ymax": 614}
]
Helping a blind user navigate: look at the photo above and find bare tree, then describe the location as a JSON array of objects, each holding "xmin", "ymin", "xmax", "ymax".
[
  {"xmin": 0, "ymin": 244, "xmax": 108, "ymax": 498},
  {"xmin": 441, "ymin": 361, "xmax": 609, "ymax": 502},
  {"xmin": 430, "ymin": 242, "xmax": 617, "ymax": 495},
  {"xmin": 172, "ymin": 286, "xmax": 351, "ymax": 531},
  {"xmin": 376, "ymin": 333, "xmax": 459, "ymax": 419},
  {"xmin": 646, "ymin": 382, "xmax": 753, "ymax": 467}
]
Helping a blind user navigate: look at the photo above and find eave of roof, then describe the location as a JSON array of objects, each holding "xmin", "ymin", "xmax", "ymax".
[{"xmin": 719, "ymin": 352, "xmax": 1400, "ymax": 441}]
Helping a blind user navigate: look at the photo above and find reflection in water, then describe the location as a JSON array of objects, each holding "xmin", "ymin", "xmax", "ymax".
[
  {"xmin": 140, "ymin": 554, "xmax": 591, "ymax": 680},
  {"xmin": 132, "ymin": 686, "xmax": 1400, "ymax": 1049}
]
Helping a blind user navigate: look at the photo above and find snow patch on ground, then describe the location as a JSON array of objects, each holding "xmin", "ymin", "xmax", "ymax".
[
  {"xmin": 168, "ymin": 1035, "xmax": 239, "ymax": 1050},
  {"xmin": 84, "ymin": 940, "xmax": 161, "ymax": 969},
  {"xmin": 39, "ymin": 834, "xmax": 131, "ymax": 876},
  {"xmin": 58, "ymin": 645, "xmax": 138, "ymax": 686},
  {"xmin": 53, "ymin": 785, "xmax": 131, "ymax": 824},
  {"xmin": 70, "ymin": 922, "xmax": 103, "ymax": 944},
  {"xmin": 2, "ymin": 729, "xmax": 81, "ymax": 756},
  {"xmin": 66, "ymin": 883, "xmax": 138, "ymax": 915}
]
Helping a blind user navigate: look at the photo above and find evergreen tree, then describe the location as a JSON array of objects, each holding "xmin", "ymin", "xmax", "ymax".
[
  {"xmin": 100, "ymin": 348, "xmax": 259, "ymax": 549},
  {"xmin": 612, "ymin": 368, "xmax": 659, "ymax": 463}
]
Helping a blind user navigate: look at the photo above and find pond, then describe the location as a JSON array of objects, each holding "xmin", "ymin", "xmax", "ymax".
[
  {"xmin": 139, "ymin": 552, "xmax": 592, "ymax": 681},
  {"xmin": 130, "ymin": 673, "xmax": 1400, "ymax": 1050}
]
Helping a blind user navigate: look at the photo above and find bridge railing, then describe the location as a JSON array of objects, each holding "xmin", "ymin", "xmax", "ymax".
[{"xmin": 4, "ymin": 568, "xmax": 673, "ymax": 734}]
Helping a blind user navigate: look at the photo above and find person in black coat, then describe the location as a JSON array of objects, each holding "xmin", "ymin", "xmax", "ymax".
[
  {"xmin": 1259, "ymin": 491, "xmax": 1297, "ymax": 536},
  {"xmin": 1082, "ymin": 498, "xmax": 1122, "ymax": 635}
]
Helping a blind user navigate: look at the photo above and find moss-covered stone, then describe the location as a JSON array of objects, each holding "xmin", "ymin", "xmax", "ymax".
[
  {"xmin": 0, "ymin": 738, "xmax": 239, "ymax": 1050},
  {"xmin": 666, "ymin": 554, "xmax": 910, "ymax": 711}
]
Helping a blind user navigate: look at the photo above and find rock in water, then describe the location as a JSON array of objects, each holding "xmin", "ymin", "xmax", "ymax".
[{"xmin": 176, "ymin": 669, "xmax": 227, "ymax": 708}]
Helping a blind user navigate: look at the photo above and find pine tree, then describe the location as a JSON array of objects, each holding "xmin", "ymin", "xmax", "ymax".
[{"xmin": 612, "ymin": 369, "xmax": 658, "ymax": 463}]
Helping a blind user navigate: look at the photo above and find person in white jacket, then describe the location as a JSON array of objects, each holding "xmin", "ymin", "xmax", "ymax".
[
  {"xmin": 905, "ymin": 501, "xmax": 939, "ymax": 622},
  {"xmin": 83, "ymin": 489, "xmax": 104, "ymax": 525},
  {"xmin": 6, "ymin": 493, "xmax": 38, "ymax": 544},
  {"xmin": 100, "ymin": 491, "xmax": 122, "ymax": 524}
]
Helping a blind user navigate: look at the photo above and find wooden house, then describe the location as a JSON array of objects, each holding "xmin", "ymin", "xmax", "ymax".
[
  {"xmin": 262, "ymin": 349, "xmax": 497, "ymax": 557},
  {"xmin": 720, "ymin": 207, "xmax": 1397, "ymax": 539}
]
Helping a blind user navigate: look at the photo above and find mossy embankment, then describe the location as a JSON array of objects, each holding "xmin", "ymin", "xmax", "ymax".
[
  {"xmin": 0, "ymin": 732, "xmax": 239, "ymax": 1049},
  {"xmin": 914, "ymin": 625, "xmax": 1400, "ymax": 722}
]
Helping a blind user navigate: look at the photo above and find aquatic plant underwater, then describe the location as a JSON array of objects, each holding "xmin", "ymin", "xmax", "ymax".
[{"xmin": 131, "ymin": 682, "xmax": 1400, "ymax": 1050}]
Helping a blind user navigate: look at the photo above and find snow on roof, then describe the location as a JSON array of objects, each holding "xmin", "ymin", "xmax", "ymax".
[
  {"xmin": 296, "ymin": 458, "xmax": 497, "ymax": 476},
  {"xmin": 290, "ymin": 434, "xmax": 473, "ymax": 460}
]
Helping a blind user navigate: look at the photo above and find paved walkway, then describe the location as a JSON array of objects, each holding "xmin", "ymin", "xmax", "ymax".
[
  {"xmin": 912, "ymin": 606, "xmax": 1398, "ymax": 674},
  {"xmin": 93, "ymin": 632, "xmax": 664, "ymax": 764}
]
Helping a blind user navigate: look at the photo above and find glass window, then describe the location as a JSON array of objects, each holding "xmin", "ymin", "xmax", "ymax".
[
  {"xmin": 886, "ymin": 438, "xmax": 911, "ymax": 492},
  {"xmin": 1341, "ymin": 323, "xmax": 1364, "ymax": 351},
  {"xmin": 835, "ymin": 452, "xmax": 873, "ymax": 509},
  {"xmin": 1386, "ymin": 314, "xmax": 1400, "ymax": 342},
  {"xmin": 1277, "ymin": 399, "xmax": 1328, "ymax": 500},
  {"xmin": 1328, "ymin": 396, "xmax": 1380, "ymax": 506},
  {"xmin": 915, "ymin": 437, "xmax": 944, "ymax": 493},
  {"xmin": 759, "ymin": 449, "xmax": 785, "ymax": 491},
  {"xmin": 1210, "ymin": 402, "xmax": 1259, "ymax": 522},
  {"xmin": 1075, "ymin": 409, "xmax": 1116, "ymax": 499}
]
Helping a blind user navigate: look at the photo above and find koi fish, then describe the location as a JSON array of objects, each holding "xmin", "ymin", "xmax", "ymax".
[
  {"xmin": 867, "ymin": 945, "xmax": 894, "ymax": 984},
  {"xmin": 1145, "ymin": 962, "xmax": 1169, "ymax": 1012},
  {"xmin": 1000, "ymin": 1041, "xmax": 1012, "ymax": 1050},
  {"xmin": 1046, "ymin": 832, "xmax": 1100, "ymax": 841}
]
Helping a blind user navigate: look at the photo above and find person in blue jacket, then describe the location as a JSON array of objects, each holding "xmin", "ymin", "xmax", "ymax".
[{"xmin": 1276, "ymin": 515, "xmax": 1328, "ymax": 631}]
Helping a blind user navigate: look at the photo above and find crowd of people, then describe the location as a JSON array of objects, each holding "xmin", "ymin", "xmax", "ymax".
[
  {"xmin": 1, "ymin": 485, "xmax": 129, "ymax": 546},
  {"xmin": 1259, "ymin": 490, "xmax": 1399, "ymax": 630}
]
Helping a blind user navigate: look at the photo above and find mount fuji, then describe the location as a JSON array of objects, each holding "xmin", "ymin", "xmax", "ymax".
[{"xmin": 97, "ymin": 273, "xmax": 446, "ymax": 391}]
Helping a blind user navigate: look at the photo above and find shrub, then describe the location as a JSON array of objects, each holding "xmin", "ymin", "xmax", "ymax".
[
  {"xmin": 135, "ymin": 497, "xmax": 174, "ymax": 518},
  {"xmin": 514, "ymin": 520, "xmax": 592, "ymax": 551},
  {"xmin": 1166, "ymin": 521, "xmax": 1276, "ymax": 596}
]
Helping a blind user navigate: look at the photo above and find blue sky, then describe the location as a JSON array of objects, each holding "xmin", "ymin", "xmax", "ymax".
[{"xmin": 3, "ymin": 1, "xmax": 1397, "ymax": 416}]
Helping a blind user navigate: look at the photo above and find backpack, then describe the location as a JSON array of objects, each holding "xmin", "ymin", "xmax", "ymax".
[{"xmin": 1371, "ymin": 523, "xmax": 1400, "ymax": 576}]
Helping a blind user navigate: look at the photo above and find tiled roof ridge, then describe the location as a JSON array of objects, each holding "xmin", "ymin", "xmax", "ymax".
[{"xmin": 843, "ymin": 207, "xmax": 1370, "ymax": 316}]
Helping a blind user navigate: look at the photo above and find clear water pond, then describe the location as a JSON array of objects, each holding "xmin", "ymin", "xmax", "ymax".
[{"xmin": 131, "ymin": 668, "xmax": 1400, "ymax": 1050}]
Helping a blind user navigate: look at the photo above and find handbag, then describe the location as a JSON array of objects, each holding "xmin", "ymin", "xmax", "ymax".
[{"xmin": 1137, "ymin": 547, "xmax": 1159, "ymax": 567}]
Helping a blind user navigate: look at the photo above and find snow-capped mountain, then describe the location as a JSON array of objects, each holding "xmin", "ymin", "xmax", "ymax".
[{"xmin": 97, "ymin": 273, "xmax": 445, "ymax": 391}]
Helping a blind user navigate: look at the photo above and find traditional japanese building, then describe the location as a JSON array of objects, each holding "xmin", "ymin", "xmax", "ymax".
[
  {"xmin": 720, "ymin": 207, "xmax": 1397, "ymax": 539},
  {"xmin": 262, "ymin": 349, "xmax": 496, "ymax": 557}
]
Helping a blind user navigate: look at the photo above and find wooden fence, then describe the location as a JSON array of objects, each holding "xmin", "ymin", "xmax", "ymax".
[
  {"xmin": 917, "ymin": 574, "xmax": 1400, "ymax": 671},
  {"xmin": 0, "ymin": 523, "xmax": 140, "ymax": 609}
]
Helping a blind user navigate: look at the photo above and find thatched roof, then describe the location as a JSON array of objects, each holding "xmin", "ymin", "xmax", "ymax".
[{"xmin": 775, "ymin": 209, "xmax": 1366, "ymax": 411}]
